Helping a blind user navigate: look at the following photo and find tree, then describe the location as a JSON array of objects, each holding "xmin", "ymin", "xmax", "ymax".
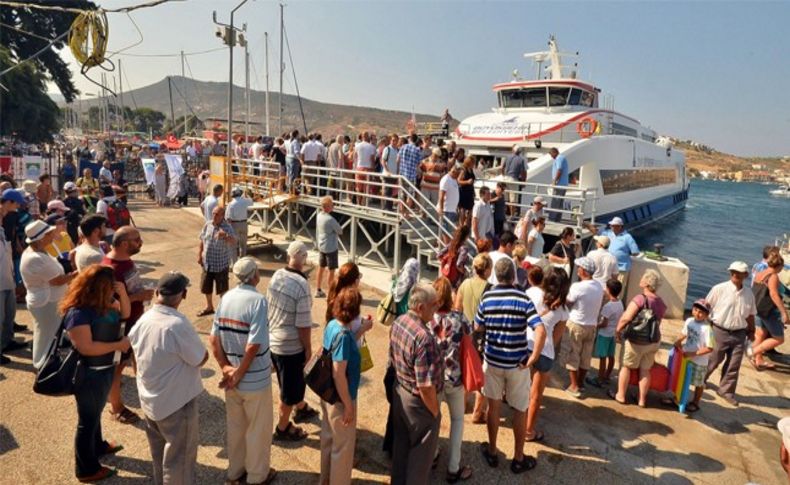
[
  {"xmin": 0, "ymin": 0, "xmax": 96, "ymax": 103},
  {"xmin": 0, "ymin": 47, "xmax": 60, "ymax": 142},
  {"xmin": 130, "ymin": 108, "xmax": 166, "ymax": 135}
]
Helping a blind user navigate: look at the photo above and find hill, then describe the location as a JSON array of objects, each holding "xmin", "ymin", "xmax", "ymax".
[
  {"xmin": 674, "ymin": 140, "xmax": 788, "ymax": 175},
  {"xmin": 68, "ymin": 76, "xmax": 448, "ymax": 136}
]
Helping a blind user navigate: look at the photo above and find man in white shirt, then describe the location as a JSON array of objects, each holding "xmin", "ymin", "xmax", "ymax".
[
  {"xmin": 354, "ymin": 131, "xmax": 376, "ymax": 206},
  {"xmin": 705, "ymin": 261, "xmax": 756, "ymax": 406},
  {"xmin": 472, "ymin": 186, "xmax": 495, "ymax": 245},
  {"xmin": 129, "ymin": 272, "xmax": 208, "ymax": 485},
  {"xmin": 564, "ymin": 257, "xmax": 603, "ymax": 398},
  {"xmin": 226, "ymin": 188, "xmax": 254, "ymax": 261},
  {"xmin": 201, "ymin": 184, "xmax": 224, "ymax": 222},
  {"xmin": 73, "ymin": 214, "xmax": 107, "ymax": 271},
  {"xmin": 487, "ymin": 231, "xmax": 517, "ymax": 285},
  {"xmin": 251, "ymin": 136, "xmax": 264, "ymax": 160},
  {"xmin": 99, "ymin": 160, "xmax": 113, "ymax": 185},
  {"xmin": 437, "ymin": 166, "xmax": 461, "ymax": 244},
  {"xmin": 587, "ymin": 235, "xmax": 619, "ymax": 287},
  {"xmin": 300, "ymin": 134, "xmax": 323, "ymax": 194}
]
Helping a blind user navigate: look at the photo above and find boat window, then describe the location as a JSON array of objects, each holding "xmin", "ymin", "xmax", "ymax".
[
  {"xmin": 499, "ymin": 88, "xmax": 547, "ymax": 108},
  {"xmin": 522, "ymin": 88, "xmax": 547, "ymax": 107},
  {"xmin": 548, "ymin": 87, "xmax": 571, "ymax": 106},
  {"xmin": 568, "ymin": 88, "xmax": 583, "ymax": 105},
  {"xmin": 600, "ymin": 168, "xmax": 677, "ymax": 195},
  {"xmin": 611, "ymin": 122, "xmax": 638, "ymax": 137},
  {"xmin": 579, "ymin": 91, "xmax": 594, "ymax": 107}
]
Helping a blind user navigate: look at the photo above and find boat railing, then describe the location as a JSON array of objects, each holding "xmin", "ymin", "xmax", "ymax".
[{"xmin": 228, "ymin": 157, "xmax": 285, "ymax": 200}]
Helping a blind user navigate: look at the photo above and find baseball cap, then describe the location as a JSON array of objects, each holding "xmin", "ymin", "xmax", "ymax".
[
  {"xmin": 1, "ymin": 188, "xmax": 25, "ymax": 204},
  {"xmin": 779, "ymin": 417, "xmax": 790, "ymax": 452},
  {"xmin": 575, "ymin": 256, "xmax": 596, "ymax": 275},
  {"xmin": 608, "ymin": 216, "xmax": 624, "ymax": 226},
  {"xmin": 231, "ymin": 187, "xmax": 243, "ymax": 197},
  {"xmin": 44, "ymin": 213, "xmax": 66, "ymax": 225},
  {"xmin": 593, "ymin": 235, "xmax": 610, "ymax": 248},
  {"xmin": 233, "ymin": 257, "xmax": 258, "ymax": 280},
  {"xmin": 287, "ymin": 240, "xmax": 308, "ymax": 258},
  {"xmin": 727, "ymin": 261, "xmax": 749, "ymax": 274},
  {"xmin": 156, "ymin": 271, "xmax": 191, "ymax": 296},
  {"xmin": 63, "ymin": 181, "xmax": 77, "ymax": 192},
  {"xmin": 692, "ymin": 299, "xmax": 712, "ymax": 314},
  {"xmin": 47, "ymin": 199, "xmax": 69, "ymax": 213},
  {"xmin": 533, "ymin": 196, "xmax": 545, "ymax": 205}
]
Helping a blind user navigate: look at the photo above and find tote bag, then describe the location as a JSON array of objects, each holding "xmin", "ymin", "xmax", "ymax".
[
  {"xmin": 33, "ymin": 322, "xmax": 84, "ymax": 397},
  {"xmin": 460, "ymin": 333, "xmax": 484, "ymax": 392},
  {"xmin": 359, "ymin": 338, "xmax": 374, "ymax": 373}
]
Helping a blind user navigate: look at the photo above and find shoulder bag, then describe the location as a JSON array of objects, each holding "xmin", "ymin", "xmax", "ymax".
[
  {"xmin": 304, "ymin": 328, "xmax": 351, "ymax": 404},
  {"xmin": 752, "ymin": 274, "xmax": 777, "ymax": 319},
  {"xmin": 624, "ymin": 293, "xmax": 661, "ymax": 345},
  {"xmin": 33, "ymin": 319, "xmax": 85, "ymax": 397}
]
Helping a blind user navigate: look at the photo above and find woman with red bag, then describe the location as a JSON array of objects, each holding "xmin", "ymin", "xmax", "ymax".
[{"xmin": 430, "ymin": 277, "xmax": 474, "ymax": 483}]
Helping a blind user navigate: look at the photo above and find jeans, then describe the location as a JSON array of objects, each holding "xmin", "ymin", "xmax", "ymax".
[
  {"xmin": 29, "ymin": 300, "xmax": 61, "ymax": 370},
  {"xmin": 549, "ymin": 187, "xmax": 566, "ymax": 222},
  {"xmin": 74, "ymin": 367, "xmax": 114, "ymax": 478},
  {"xmin": 0, "ymin": 289, "xmax": 16, "ymax": 354},
  {"xmin": 286, "ymin": 156, "xmax": 301, "ymax": 189},
  {"xmin": 441, "ymin": 384, "xmax": 465, "ymax": 474}
]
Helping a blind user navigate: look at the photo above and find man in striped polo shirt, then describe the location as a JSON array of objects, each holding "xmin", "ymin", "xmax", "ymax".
[
  {"xmin": 209, "ymin": 257, "xmax": 277, "ymax": 485},
  {"xmin": 475, "ymin": 258, "xmax": 546, "ymax": 475}
]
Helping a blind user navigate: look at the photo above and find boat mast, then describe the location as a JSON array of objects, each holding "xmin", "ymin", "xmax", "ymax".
[
  {"xmin": 118, "ymin": 59, "xmax": 124, "ymax": 133},
  {"xmin": 245, "ymin": 41, "xmax": 250, "ymax": 142},
  {"xmin": 181, "ymin": 50, "xmax": 189, "ymax": 134},
  {"xmin": 278, "ymin": 3, "xmax": 284, "ymax": 136},
  {"xmin": 265, "ymin": 31, "xmax": 270, "ymax": 136}
]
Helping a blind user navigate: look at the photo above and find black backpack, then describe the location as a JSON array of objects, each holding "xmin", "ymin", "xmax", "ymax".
[{"xmin": 624, "ymin": 294, "xmax": 661, "ymax": 344}]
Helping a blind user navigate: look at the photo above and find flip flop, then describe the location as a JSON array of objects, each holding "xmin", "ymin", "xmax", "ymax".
[
  {"xmin": 607, "ymin": 389, "xmax": 627, "ymax": 405},
  {"xmin": 445, "ymin": 464, "xmax": 473, "ymax": 483},
  {"xmin": 685, "ymin": 402, "xmax": 700, "ymax": 413},
  {"xmin": 525, "ymin": 430, "xmax": 545, "ymax": 443},
  {"xmin": 197, "ymin": 308, "xmax": 215, "ymax": 317},
  {"xmin": 510, "ymin": 455, "xmax": 537, "ymax": 474},
  {"xmin": 100, "ymin": 441, "xmax": 124, "ymax": 456},
  {"xmin": 480, "ymin": 443, "xmax": 499, "ymax": 468}
]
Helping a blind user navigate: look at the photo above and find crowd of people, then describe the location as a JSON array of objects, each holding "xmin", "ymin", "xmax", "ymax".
[{"xmin": 1, "ymin": 132, "xmax": 788, "ymax": 484}]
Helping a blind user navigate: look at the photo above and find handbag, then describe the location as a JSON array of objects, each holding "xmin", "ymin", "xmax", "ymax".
[
  {"xmin": 624, "ymin": 294, "xmax": 661, "ymax": 345},
  {"xmin": 304, "ymin": 328, "xmax": 350, "ymax": 405},
  {"xmin": 359, "ymin": 338, "xmax": 374, "ymax": 373},
  {"xmin": 552, "ymin": 242, "xmax": 571, "ymax": 277},
  {"xmin": 376, "ymin": 292, "xmax": 397, "ymax": 326},
  {"xmin": 460, "ymin": 333, "xmax": 484, "ymax": 392},
  {"xmin": 33, "ymin": 321, "xmax": 84, "ymax": 397},
  {"xmin": 752, "ymin": 276, "xmax": 776, "ymax": 319}
]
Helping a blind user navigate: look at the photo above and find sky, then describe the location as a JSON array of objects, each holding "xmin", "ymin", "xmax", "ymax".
[{"xmin": 49, "ymin": 0, "xmax": 790, "ymax": 157}]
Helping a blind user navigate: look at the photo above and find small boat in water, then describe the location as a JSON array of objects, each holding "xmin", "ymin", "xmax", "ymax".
[{"xmin": 769, "ymin": 185, "xmax": 790, "ymax": 197}]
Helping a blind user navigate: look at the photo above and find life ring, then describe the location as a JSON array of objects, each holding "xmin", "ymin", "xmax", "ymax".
[{"xmin": 576, "ymin": 117, "xmax": 598, "ymax": 138}]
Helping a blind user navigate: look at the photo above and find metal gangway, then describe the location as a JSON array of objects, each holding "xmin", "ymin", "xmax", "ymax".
[{"xmin": 227, "ymin": 157, "xmax": 598, "ymax": 274}]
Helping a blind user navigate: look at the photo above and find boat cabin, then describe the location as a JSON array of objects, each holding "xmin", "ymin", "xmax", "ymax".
[{"xmin": 494, "ymin": 81, "xmax": 601, "ymax": 110}]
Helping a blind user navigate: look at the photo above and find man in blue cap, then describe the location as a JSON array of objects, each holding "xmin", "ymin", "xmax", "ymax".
[{"xmin": 587, "ymin": 217, "xmax": 640, "ymax": 294}]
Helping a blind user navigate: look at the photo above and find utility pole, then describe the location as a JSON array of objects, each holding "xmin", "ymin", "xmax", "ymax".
[
  {"xmin": 279, "ymin": 3, "xmax": 284, "ymax": 136},
  {"xmin": 118, "ymin": 58, "xmax": 125, "ymax": 133},
  {"xmin": 264, "ymin": 32, "xmax": 270, "ymax": 136},
  {"xmin": 181, "ymin": 50, "xmax": 189, "ymax": 134},
  {"xmin": 167, "ymin": 76, "xmax": 176, "ymax": 134},
  {"xmin": 245, "ymin": 41, "xmax": 250, "ymax": 142}
]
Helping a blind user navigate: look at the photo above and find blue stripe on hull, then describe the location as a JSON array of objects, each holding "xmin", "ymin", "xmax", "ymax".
[{"xmin": 596, "ymin": 189, "xmax": 689, "ymax": 230}]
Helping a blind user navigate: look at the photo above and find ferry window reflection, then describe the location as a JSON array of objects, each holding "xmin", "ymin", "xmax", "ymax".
[
  {"xmin": 568, "ymin": 88, "xmax": 583, "ymax": 105},
  {"xmin": 549, "ymin": 87, "xmax": 571, "ymax": 106},
  {"xmin": 600, "ymin": 168, "xmax": 677, "ymax": 195},
  {"xmin": 580, "ymin": 92, "xmax": 594, "ymax": 107},
  {"xmin": 499, "ymin": 88, "xmax": 547, "ymax": 108}
]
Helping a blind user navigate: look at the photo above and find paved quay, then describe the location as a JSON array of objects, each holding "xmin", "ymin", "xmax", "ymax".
[{"xmin": 0, "ymin": 199, "xmax": 788, "ymax": 484}]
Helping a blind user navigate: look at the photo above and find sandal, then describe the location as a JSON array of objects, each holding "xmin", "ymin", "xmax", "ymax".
[
  {"xmin": 685, "ymin": 402, "xmax": 700, "ymax": 413},
  {"xmin": 293, "ymin": 405, "xmax": 319, "ymax": 423},
  {"xmin": 445, "ymin": 464, "xmax": 473, "ymax": 483},
  {"xmin": 607, "ymin": 389, "xmax": 627, "ymax": 405},
  {"xmin": 77, "ymin": 466, "xmax": 117, "ymax": 483},
  {"xmin": 100, "ymin": 440, "xmax": 124, "ymax": 456},
  {"xmin": 197, "ymin": 308, "xmax": 215, "ymax": 317},
  {"xmin": 273, "ymin": 422, "xmax": 307, "ymax": 441},
  {"xmin": 510, "ymin": 455, "xmax": 537, "ymax": 474},
  {"xmin": 525, "ymin": 430, "xmax": 545, "ymax": 443},
  {"xmin": 480, "ymin": 443, "xmax": 499, "ymax": 468},
  {"xmin": 110, "ymin": 407, "xmax": 140, "ymax": 424},
  {"xmin": 471, "ymin": 412, "xmax": 486, "ymax": 424}
]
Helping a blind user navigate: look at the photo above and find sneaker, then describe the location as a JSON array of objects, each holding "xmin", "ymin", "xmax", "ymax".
[
  {"xmin": 315, "ymin": 289, "xmax": 326, "ymax": 298},
  {"xmin": 564, "ymin": 387, "xmax": 582, "ymax": 399}
]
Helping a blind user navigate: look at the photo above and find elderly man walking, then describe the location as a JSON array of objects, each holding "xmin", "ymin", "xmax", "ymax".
[
  {"xmin": 587, "ymin": 217, "xmax": 640, "ymax": 290},
  {"xmin": 197, "ymin": 206, "xmax": 237, "ymax": 317},
  {"xmin": 587, "ymin": 235, "xmax": 619, "ymax": 288},
  {"xmin": 315, "ymin": 196, "xmax": 342, "ymax": 298},
  {"xmin": 390, "ymin": 284, "xmax": 443, "ymax": 485},
  {"xmin": 563, "ymin": 257, "xmax": 604, "ymax": 398},
  {"xmin": 476, "ymin": 258, "xmax": 545, "ymax": 475},
  {"xmin": 268, "ymin": 241, "xmax": 319, "ymax": 441},
  {"xmin": 129, "ymin": 272, "xmax": 208, "ymax": 485},
  {"xmin": 705, "ymin": 261, "xmax": 756, "ymax": 407},
  {"xmin": 209, "ymin": 257, "xmax": 277, "ymax": 485}
]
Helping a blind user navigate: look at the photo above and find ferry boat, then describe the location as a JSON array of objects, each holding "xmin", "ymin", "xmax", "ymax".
[{"xmin": 454, "ymin": 36, "xmax": 689, "ymax": 229}]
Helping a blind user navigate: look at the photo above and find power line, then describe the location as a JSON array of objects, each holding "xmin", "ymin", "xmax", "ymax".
[
  {"xmin": 0, "ymin": 0, "xmax": 180, "ymax": 14},
  {"xmin": 0, "ymin": 21, "xmax": 60, "ymax": 42},
  {"xmin": 112, "ymin": 46, "xmax": 225, "ymax": 58}
]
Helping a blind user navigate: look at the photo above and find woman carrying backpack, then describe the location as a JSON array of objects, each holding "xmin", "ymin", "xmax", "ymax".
[
  {"xmin": 437, "ymin": 225, "xmax": 471, "ymax": 290},
  {"xmin": 611, "ymin": 269, "xmax": 666, "ymax": 407}
]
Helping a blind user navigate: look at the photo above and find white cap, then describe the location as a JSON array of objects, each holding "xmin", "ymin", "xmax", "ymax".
[
  {"xmin": 779, "ymin": 417, "xmax": 790, "ymax": 451},
  {"xmin": 608, "ymin": 216, "xmax": 624, "ymax": 226},
  {"xmin": 533, "ymin": 196, "xmax": 545, "ymax": 205},
  {"xmin": 287, "ymin": 240, "xmax": 308, "ymax": 258},
  {"xmin": 232, "ymin": 257, "xmax": 258, "ymax": 281},
  {"xmin": 728, "ymin": 261, "xmax": 749, "ymax": 274},
  {"xmin": 63, "ymin": 181, "xmax": 77, "ymax": 192},
  {"xmin": 593, "ymin": 235, "xmax": 611, "ymax": 248}
]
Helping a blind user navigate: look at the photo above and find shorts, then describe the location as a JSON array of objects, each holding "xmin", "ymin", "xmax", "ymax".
[
  {"xmin": 319, "ymin": 250, "xmax": 338, "ymax": 270},
  {"xmin": 620, "ymin": 340, "xmax": 660, "ymax": 371},
  {"xmin": 527, "ymin": 350, "xmax": 554, "ymax": 373},
  {"xmin": 271, "ymin": 350, "xmax": 307, "ymax": 406},
  {"xmin": 565, "ymin": 322, "xmax": 597, "ymax": 371},
  {"xmin": 756, "ymin": 311, "xmax": 784, "ymax": 338},
  {"xmin": 592, "ymin": 334, "xmax": 616, "ymax": 359},
  {"xmin": 688, "ymin": 362, "xmax": 707, "ymax": 387},
  {"xmin": 482, "ymin": 362, "xmax": 531, "ymax": 412},
  {"xmin": 200, "ymin": 268, "xmax": 229, "ymax": 295}
]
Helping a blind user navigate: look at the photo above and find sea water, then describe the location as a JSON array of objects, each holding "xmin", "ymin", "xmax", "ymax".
[{"xmin": 631, "ymin": 179, "xmax": 789, "ymax": 306}]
